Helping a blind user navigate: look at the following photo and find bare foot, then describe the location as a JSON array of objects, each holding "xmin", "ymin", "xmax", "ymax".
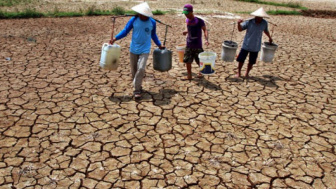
[
  {"xmin": 181, "ymin": 76, "xmax": 192, "ymax": 81},
  {"xmin": 236, "ymin": 73, "xmax": 241, "ymax": 78}
]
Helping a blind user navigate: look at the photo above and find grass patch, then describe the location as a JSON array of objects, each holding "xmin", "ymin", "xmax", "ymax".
[
  {"xmin": 111, "ymin": 6, "xmax": 126, "ymax": 15},
  {"xmin": 152, "ymin": 9, "xmax": 165, "ymax": 15},
  {"xmin": 236, "ymin": 0, "xmax": 308, "ymax": 10},
  {"xmin": 267, "ymin": 10, "xmax": 302, "ymax": 15},
  {"xmin": 0, "ymin": 8, "xmax": 43, "ymax": 19}
]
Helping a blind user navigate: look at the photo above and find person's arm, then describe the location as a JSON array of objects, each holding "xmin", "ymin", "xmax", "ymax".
[
  {"xmin": 263, "ymin": 22, "xmax": 273, "ymax": 43},
  {"xmin": 237, "ymin": 19, "xmax": 244, "ymax": 32},
  {"xmin": 183, "ymin": 25, "xmax": 188, "ymax": 36},
  {"xmin": 264, "ymin": 31, "xmax": 273, "ymax": 44},
  {"xmin": 202, "ymin": 25, "xmax": 209, "ymax": 46},
  {"xmin": 183, "ymin": 19, "xmax": 188, "ymax": 36},
  {"xmin": 150, "ymin": 19, "xmax": 164, "ymax": 49},
  {"xmin": 109, "ymin": 17, "xmax": 135, "ymax": 44}
]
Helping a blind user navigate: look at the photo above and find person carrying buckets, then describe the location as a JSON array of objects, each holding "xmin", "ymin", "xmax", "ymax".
[
  {"xmin": 236, "ymin": 7, "xmax": 273, "ymax": 78},
  {"xmin": 181, "ymin": 4, "xmax": 209, "ymax": 81},
  {"xmin": 109, "ymin": 2, "xmax": 165, "ymax": 99}
]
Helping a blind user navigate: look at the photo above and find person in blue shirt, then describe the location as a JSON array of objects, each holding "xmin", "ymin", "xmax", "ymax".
[
  {"xmin": 236, "ymin": 7, "xmax": 273, "ymax": 78},
  {"xmin": 110, "ymin": 2, "xmax": 164, "ymax": 99}
]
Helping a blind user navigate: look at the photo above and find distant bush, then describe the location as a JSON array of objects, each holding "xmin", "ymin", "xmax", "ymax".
[
  {"xmin": 153, "ymin": 9, "xmax": 164, "ymax": 15},
  {"xmin": 0, "ymin": 8, "xmax": 43, "ymax": 19},
  {"xmin": 112, "ymin": 6, "xmax": 125, "ymax": 15},
  {"xmin": 86, "ymin": 6, "xmax": 98, "ymax": 16}
]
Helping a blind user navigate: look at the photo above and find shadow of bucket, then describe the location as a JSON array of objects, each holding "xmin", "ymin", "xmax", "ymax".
[
  {"xmin": 199, "ymin": 51, "xmax": 217, "ymax": 75},
  {"xmin": 221, "ymin": 40, "xmax": 238, "ymax": 62},
  {"xmin": 260, "ymin": 42, "xmax": 278, "ymax": 63}
]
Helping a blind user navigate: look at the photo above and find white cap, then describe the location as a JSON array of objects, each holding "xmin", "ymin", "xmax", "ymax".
[
  {"xmin": 131, "ymin": 2, "xmax": 153, "ymax": 17},
  {"xmin": 250, "ymin": 7, "xmax": 270, "ymax": 18}
]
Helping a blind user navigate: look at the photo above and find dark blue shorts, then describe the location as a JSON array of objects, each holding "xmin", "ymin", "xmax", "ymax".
[{"xmin": 236, "ymin": 49, "xmax": 259, "ymax": 65}]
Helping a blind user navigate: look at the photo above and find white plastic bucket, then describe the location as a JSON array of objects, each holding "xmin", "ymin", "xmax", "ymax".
[
  {"xmin": 221, "ymin": 40, "xmax": 238, "ymax": 62},
  {"xmin": 260, "ymin": 42, "xmax": 278, "ymax": 63},
  {"xmin": 176, "ymin": 44, "xmax": 185, "ymax": 63},
  {"xmin": 100, "ymin": 43, "xmax": 121, "ymax": 70},
  {"xmin": 199, "ymin": 51, "xmax": 217, "ymax": 75}
]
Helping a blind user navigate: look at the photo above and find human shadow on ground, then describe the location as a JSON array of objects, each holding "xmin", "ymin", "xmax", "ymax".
[
  {"xmin": 195, "ymin": 77, "xmax": 222, "ymax": 91},
  {"xmin": 108, "ymin": 88, "xmax": 179, "ymax": 105},
  {"xmin": 108, "ymin": 94, "xmax": 133, "ymax": 103},
  {"xmin": 247, "ymin": 75, "xmax": 282, "ymax": 87},
  {"xmin": 226, "ymin": 76, "xmax": 245, "ymax": 83},
  {"xmin": 226, "ymin": 75, "xmax": 282, "ymax": 88},
  {"xmin": 181, "ymin": 72, "xmax": 222, "ymax": 91}
]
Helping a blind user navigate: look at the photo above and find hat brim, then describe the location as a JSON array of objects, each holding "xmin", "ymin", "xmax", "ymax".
[
  {"xmin": 131, "ymin": 2, "xmax": 153, "ymax": 17},
  {"xmin": 251, "ymin": 14, "xmax": 270, "ymax": 18},
  {"xmin": 182, "ymin": 10, "xmax": 190, "ymax": 14},
  {"xmin": 250, "ymin": 7, "xmax": 270, "ymax": 18}
]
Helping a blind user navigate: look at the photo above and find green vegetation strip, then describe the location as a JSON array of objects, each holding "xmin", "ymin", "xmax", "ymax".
[
  {"xmin": 236, "ymin": 0, "xmax": 308, "ymax": 10},
  {"xmin": 0, "ymin": 7, "xmax": 165, "ymax": 19},
  {"xmin": 267, "ymin": 10, "xmax": 302, "ymax": 15}
]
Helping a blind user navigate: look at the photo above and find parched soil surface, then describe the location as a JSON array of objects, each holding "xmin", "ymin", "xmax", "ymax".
[
  {"xmin": 2, "ymin": 0, "xmax": 336, "ymax": 13},
  {"xmin": 1, "ymin": 2, "xmax": 336, "ymax": 189}
]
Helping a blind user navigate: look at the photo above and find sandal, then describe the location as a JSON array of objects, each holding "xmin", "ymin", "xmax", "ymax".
[{"xmin": 134, "ymin": 93, "xmax": 141, "ymax": 99}]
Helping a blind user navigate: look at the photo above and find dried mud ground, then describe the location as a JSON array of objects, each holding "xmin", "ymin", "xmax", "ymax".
[{"xmin": 1, "ymin": 8, "xmax": 336, "ymax": 189}]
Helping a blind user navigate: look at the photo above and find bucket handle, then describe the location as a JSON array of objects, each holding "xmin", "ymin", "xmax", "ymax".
[
  {"xmin": 110, "ymin": 17, "xmax": 116, "ymax": 42},
  {"xmin": 230, "ymin": 22, "xmax": 235, "ymax": 42},
  {"xmin": 163, "ymin": 25, "xmax": 168, "ymax": 46},
  {"xmin": 102, "ymin": 43, "xmax": 109, "ymax": 51}
]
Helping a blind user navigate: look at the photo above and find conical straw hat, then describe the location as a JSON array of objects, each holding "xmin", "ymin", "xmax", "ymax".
[
  {"xmin": 250, "ymin": 7, "xmax": 270, "ymax": 18},
  {"xmin": 131, "ymin": 2, "xmax": 153, "ymax": 17}
]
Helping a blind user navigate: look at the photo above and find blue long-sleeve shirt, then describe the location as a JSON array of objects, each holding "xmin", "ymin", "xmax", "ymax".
[{"xmin": 115, "ymin": 16, "xmax": 162, "ymax": 55}]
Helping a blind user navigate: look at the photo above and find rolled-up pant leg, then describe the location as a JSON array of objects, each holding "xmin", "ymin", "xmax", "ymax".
[{"xmin": 130, "ymin": 53, "xmax": 149, "ymax": 94}]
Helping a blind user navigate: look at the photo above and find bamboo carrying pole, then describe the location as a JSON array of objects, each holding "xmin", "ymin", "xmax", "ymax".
[
  {"xmin": 240, "ymin": 18, "xmax": 277, "ymax": 42},
  {"xmin": 243, "ymin": 17, "xmax": 277, "ymax": 26},
  {"xmin": 110, "ymin": 15, "xmax": 171, "ymax": 43},
  {"xmin": 111, "ymin": 15, "xmax": 172, "ymax": 27}
]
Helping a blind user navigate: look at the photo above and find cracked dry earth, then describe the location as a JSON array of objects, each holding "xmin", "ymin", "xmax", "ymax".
[{"xmin": 0, "ymin": 14, "xmax": 335, "ymax": 189}]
